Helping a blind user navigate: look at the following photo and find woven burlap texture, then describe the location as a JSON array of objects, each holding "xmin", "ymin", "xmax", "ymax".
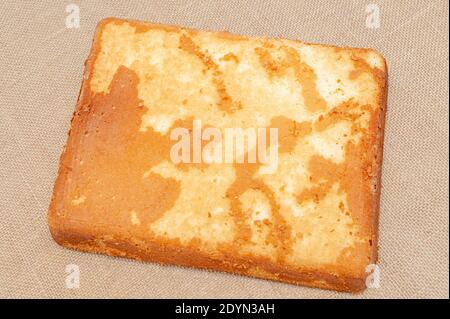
[{"xmin": 0, "ymin": 0, "xmax": 448, "ymax": 298}]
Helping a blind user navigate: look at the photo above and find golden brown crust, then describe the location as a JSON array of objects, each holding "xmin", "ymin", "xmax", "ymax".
[
  {"xmin": 369, "ymin": 56, "xmax": 388, "ymax": 264},
  {"xmin": 49, "ymin": 217, "xmax": 367, "ymax": 292},
  {"xmin": 48, "ymin": 17, "xmax": 388, "ymax": 293}
]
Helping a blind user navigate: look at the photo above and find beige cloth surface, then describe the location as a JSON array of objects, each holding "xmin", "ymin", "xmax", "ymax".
[{"xmin": 0, "ymin": 0, "xmax": 448, "ymax": 299}]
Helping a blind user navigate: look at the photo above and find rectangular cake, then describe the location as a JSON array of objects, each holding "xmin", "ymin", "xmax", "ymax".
[{"xmin": 48, "ymin": 17, "xmax": 387, "ymax": 292}]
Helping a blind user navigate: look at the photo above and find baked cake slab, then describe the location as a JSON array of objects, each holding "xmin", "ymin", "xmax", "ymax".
[{"xmin": 49, "ymin": 18, "xmax": 387, "ymax": 292}]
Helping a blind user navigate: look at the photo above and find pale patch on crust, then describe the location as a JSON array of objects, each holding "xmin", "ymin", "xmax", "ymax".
[
  {"xmin": 130, "ymin": 210, "xmax": 141, "ymax": 226},
  {"xmin": 239, "ymin": 189, "xmax": 277, "ymax": 260},
  {"xmin": 71, "ymin": 195, "xmax": 86, "ymax": 205},
  {"xmin": 286, "ymin": 184, "xmax": 363, "ymax": 268},
  {"xmin": 148, "ymin": 161, "xmax": 235, "ymax": 248},
  {"xmin": 307, "ymin": 121, "xmax": 352, "ymax": 163}
]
